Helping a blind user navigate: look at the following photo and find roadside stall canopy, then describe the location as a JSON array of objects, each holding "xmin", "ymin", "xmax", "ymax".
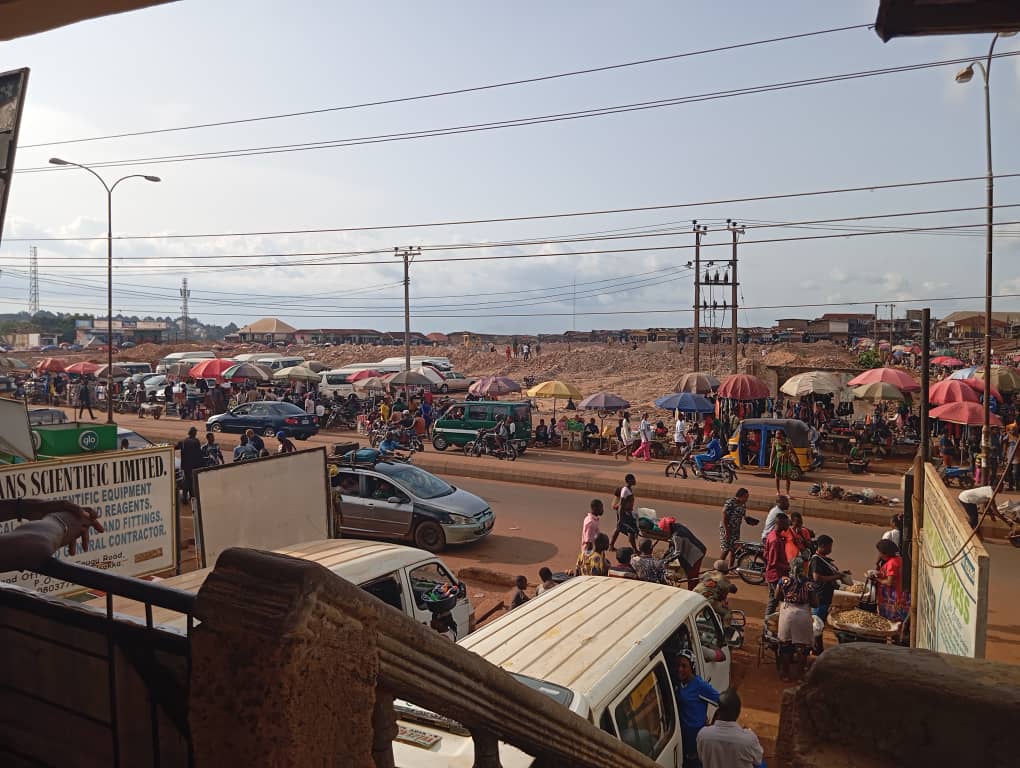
[
  {"xmin": 928, "ymin": 379, "xmax": 980, "ymax": 406},
  {"xmin": 716, "ymin": 374, "xmax": 769, "ymax": 401},
  {"xmin": 852, "ymin": 382, "xmax": 904, "ymax": 402},
  {"xmin": 847, "ymin": 367, "xmax": 919, "ymax": 393},
  {"xmin": 930, "ymin": 401, "xmax": 1003, "ymax": 427},
  {"xmin": 469, "ymin": 376, "xmax": 521, "ymax": 397},
  {"xmin": 675, "ymin": 372, "xmax": 719, "ymax": 395},
  {"xmin": 65, "ymin": 361, "xmax": 100, "ymax": 375},
  {"xmin": 780, "ymin": 371, "xmax": 843, "ymax": 397}
]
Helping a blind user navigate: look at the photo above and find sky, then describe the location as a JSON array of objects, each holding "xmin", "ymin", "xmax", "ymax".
[{"xmin": 1, "ymin": 0, "xmax": 1019, "ymax": 335}]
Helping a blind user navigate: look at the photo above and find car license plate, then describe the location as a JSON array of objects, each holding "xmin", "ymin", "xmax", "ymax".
[{"xmin": 396, "ymin": 725, "xmax": 442, "ymax": 749}]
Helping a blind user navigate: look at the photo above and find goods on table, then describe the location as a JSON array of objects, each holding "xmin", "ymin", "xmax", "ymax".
[
  {"xmin": 831, "ymin": 609, "xmax": 893, "ymax": 633},
  {"xmin": 809, "ymin": 482, "xmax": 900, "ymax": 507},
  {"xmin": 843, "ymin": 582, "xmax": 866, "ymax": 595}
]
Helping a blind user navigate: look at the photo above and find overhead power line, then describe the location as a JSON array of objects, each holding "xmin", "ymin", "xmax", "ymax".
[
  {"xmin": 18, "ymin": 24, "xmax": 871, "ymax": 149},
  {"xmin": 18, "ymin": 51, "xmax": 1020, "ymax": 174}
]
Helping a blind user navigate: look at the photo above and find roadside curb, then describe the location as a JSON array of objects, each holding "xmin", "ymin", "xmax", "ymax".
[{"xmin": 413, "ymin": 454, "xmax": 896, "ymax": 529}]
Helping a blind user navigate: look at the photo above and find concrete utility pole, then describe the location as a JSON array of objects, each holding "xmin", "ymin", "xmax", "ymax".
[
  {"xmin": 28, "ymin": 245, "xmax": 39, "ymax": 314},
  {"xmin": 396, "ymin": 246, "xmax": 421, "ymax": 372},
  {"xmin": 180, "ymin": 277, "xmax": 191, "ymax": 342},
  {"xmin": 727, "ymin": 219, "xmax": 744, "ymax": 374},
  {"xmin": 691, "ymin": 221, "xmax": 709, "ymax": 371}
]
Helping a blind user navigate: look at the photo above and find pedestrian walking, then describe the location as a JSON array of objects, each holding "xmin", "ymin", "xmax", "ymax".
[
  {"xmin": 770, "ymin": 429, "xmax": 795, "ymax": 496},
  {"xmin": 609, "ymin": 474, "xmax": 638, "ymax": 551},
  {"xmin": 719, "ymin": 488, "xmax": 750, "ymax": 568},
  {"xmin": 580, "ymin": 499, "xmax": 603, "ymax": 551},
  {"xmin": 631, "ymin": 412, "xmax": 653, "ymax": 461},
  {"xmin": 764, "ymin": 513, "xmax": 791, "ymax": 618},
  {"xmin": 76, "ymin": 377, "xmax": 95, "ymax": 420},
  {"xmin": 613, "ymin": 411, "xmax": 636, "ymax": 460},
  {"xmin": 175, "ymin": 426, "xmax": 204, "ymax": 503}
]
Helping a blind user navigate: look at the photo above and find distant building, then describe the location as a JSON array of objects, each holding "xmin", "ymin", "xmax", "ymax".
[
  {"xmin": 74, "ymin": 318, "xmax": 169, "ymax": 346},
  {"xmin": 236, "ymin": 318, "xmax": 297, "ymax": 344},
  {"xmin": 292, "ymin": 328, "xmax": 386, "ymax": 345},
  {"xmin": 1, "ymin": 330, "xmax": 60, "ymax": 349},
  {"xmin": 938, "ymin": 311, "xmax": 1019, "ymax": 340}
]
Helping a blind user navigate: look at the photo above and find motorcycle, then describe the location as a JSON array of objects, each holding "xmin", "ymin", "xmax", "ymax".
[
  {"xmin": 464, "ymin": 428, "xmax": 517, "ymax": 461},
  {"xmin": 694, "ymin": 456, "xmax": 738, "ymax": 483},
  {"xmin": 732, "ymin": 540, "xmax": 766, "ymax": 585},
  {"xmin": 370, "ymin": 426, "xmax": 424, "ymax": 453},
  {"xmin": 939, "ymin": 464, "xmax": 974, "ymax": 489}
]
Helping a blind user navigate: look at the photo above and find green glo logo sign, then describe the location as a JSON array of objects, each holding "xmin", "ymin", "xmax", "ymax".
[{"xmin": 78, "ymin": 430, "xmax": 100, "ymax": 451}]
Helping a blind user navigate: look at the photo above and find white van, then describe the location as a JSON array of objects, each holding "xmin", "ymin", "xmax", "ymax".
[
  {"xmin": 378, "ymin": 355, "xmax": 453, "ymax": 372},
  {"xmin": 391, "ymin": 576, "xmax": 732, "ymax": 767},
  {"xmin": 234, "ymin": 352, "xmax": 282, "ymax": 362},
  {"xmin": 116, "ymin": 361, "xmax": 152, "ymax": 376},
  {"xmin": 156, "ymin": 351, "xmax": 215, "ymax": 374},
  {"xmin": 105, "ymin": 539, "xmax": 474, "ymax": 638},
  {"xmin": 255, "ymin": 355, "xmax": 305, "ymax": 371},
  {"xmin": 321, "ymin": 363, "xmax": 402, "ymax": 398}
]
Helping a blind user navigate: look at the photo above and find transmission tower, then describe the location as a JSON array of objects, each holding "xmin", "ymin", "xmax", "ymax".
[
  {"xmin": 28, "ymin": 245, "xmax": 39, "ymax": 314},
  {"xmin": 180, "ymin": 278, "xmax": 191, "ymax": 342}
]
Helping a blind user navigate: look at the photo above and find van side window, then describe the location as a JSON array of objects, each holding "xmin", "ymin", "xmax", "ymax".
[
  {"xmin": 361, "ymin": 572, "xmax": 403, "ymax": 612},
  {"xmin": 661, "ymin": 623, "xmax": 695, "ymax": 684},
  {"xmin": 466, "ymin": 405, "xmax": 488, "ymax": 421},
  {"xmin": 408, "ymin": 562, "xmax": 455, "ymax": 610},
  {"xmin": 695, "ymin": 607, "xmax": 725, "ymax": 659},
  {"xmin": 599, "ymin": 709, "xmax": 616, "ymax": 736},
  {"xmin": 613, "ymin": 664, "xmax": 675, "ymax": 759}
]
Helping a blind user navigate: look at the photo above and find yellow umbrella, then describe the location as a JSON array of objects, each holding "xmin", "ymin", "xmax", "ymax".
[{"xmin": 525, "ymin": 380, "xmax": 582, "ymax": 421}]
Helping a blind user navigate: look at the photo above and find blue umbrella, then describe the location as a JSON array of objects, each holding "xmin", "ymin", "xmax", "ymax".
[
  {"xmin": 950, "ymin": 366, "xmax": 978, "ymax": 380},
  {"xmin": 655, "ymin": 392, "xmax": 715, "ymax": 413}
]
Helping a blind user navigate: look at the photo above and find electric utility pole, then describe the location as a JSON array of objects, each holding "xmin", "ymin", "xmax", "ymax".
[
  {"xmin": 691, "ymin": 221, "xmax": 709, "ymax": 371},
  {"xmin": 396, "ymin": 246, "xmax": 421, "ymax": 372},
  {"xmin": 727, "ymin": 219, "xmax": 744, "ymax": 374},
  {"xmin": 180, "ymin": 278, "xmax": 191, "ymax": 342}
]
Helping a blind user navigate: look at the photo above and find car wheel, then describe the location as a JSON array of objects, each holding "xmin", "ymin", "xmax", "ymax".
[
  {"xmin": 432, "ymin": 435, "xmax": 448, "ymax": 451},
  {"xmin": 263, "ymin": 426, "xmax": 277, "ymax": 437},
  {"xmin": 210, "ymin": 423, "xmax": 223, "ymax": 432},
  {"xmin": 295, "ymin": 434, "xmax": 310, "ymax": 441},
  {"xmin": 413, "ymin": 521, "xmax": 446, "ymax": 552}
]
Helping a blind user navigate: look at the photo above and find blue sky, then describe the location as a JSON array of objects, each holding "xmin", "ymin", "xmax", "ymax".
[{"xmin": 1, "ymin": 0, "xmax": 1018, "ymax": 334}]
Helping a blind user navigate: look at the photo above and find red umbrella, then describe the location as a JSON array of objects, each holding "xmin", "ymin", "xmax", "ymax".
[
  {"xmin": 959, "ymin": 377, "xmax": 1003, "ymax": 402},
  {"xmin": 931, "ymin": 356, "xmax": 964, "ymax": 367},
  {"xmin": 189, "ymin": 358, "xmax": 236, "ymax": 380},
  {"xmin": 35, "ymin": 357, "xmax": 66, "ymax": 373},
  {"xmin": 349, "ymin": 369, "xmax": 383, "ymax": 382},
  {"xmin": 847, "ymin": 367, "xmax": 920, "ymax": 393},
  {"xmin": 928, "ymin": 379, "xmax": 979, "ymax": 405},
  {"xmin": 469, "ymin": 376, "xmax": 521, "ymax": 396},
  {"xmin": 65, "ymin": 361, "xmax": 100, "ymax": 375},
  {"xmin": 716, "ymin": 373, "xmax": 770, "ymax": 401},
  {"xmin": 930, "ymin": 401, "xmax": 1002, "ymax": 427}
]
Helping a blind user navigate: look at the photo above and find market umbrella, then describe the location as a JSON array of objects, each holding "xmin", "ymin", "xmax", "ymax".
[
  {"xmin": 411, "ymin": 366, "xmax": 445, "ymax": 387},
  {"xmin": 780, "ymin": 371, "xmax": 843, "ymax": 397},
  {"xmin": 165, "ymin": 362, "xmax": 194, "ymax": 377},
  {"xmin": 950, "ymin": 366, "xmax": 978, "ymax": 380},
  {"xmin": 34, "ymin": 357, "xmax": 66, "ymax": 373},
  {"xmin": 931, "ymin": 356, "xmax": 965, "ymax": 367},
  {"xmin": 578, "ymin": 391, "xmax": 630, "ymax": 411},
  {"xmin": 526, "ymin": 379, "xmax": 582, "ymax": 421},
  {"xmin": 852, "ymin": 382, "xmax": 904, "ymax": 402},
  {"xmin": 716, "ymin": 374, "xmax": 769, "ymax": 401},
  {"xmin": 273, "ymin": 365, "xmax": 322, "ymax": 382},
  {"xmin": 305, "ymin": 360, "xmax": 329, "ymax": 372},
  {"xmin": 353, "ymin": 376, "xmax": 389, "ymax": 392},
  {"xmin": 349, "ymin": 369, "xmax": 383, "ymax": 382},
  {"xmin": 847, "ymin": 367, "xmax": 919, "ymax": 393},
  {"xmin": 976, "ymin": 365, "xmax": 1020, "ymax": 394},
  {"xmin": 189, "ymin": 358, "xmax": 237, "ymax": 380},
  {"xmin": 958, "ymin": 377, "xmax": 1002, "ymax": 402},
  {"xmin": 655, "ymin": 392, "xmax": 714, "ymax": 413},
  {"xmin": 0, "ymin": 356, "xmax": 29, "ymax": 370},
  {"xmin": 469, "ymin": 376, "xmax": 521, "ymax": 397},
  {"xmin": 675, "ymin": 371, "xmax": 719, "ymax": 394},
  {"xmin": 93, "ymin": 364, "xmax": 130, "ymax": 380},
  {"xmin": 928, "ymin": 379, "xmax": 980, "ymax": 405},
  {"xmin": 930, "ymin": 401, "xmax": 1003, "ymax": 427},
  {"xmin": 384, "ymin": 370, "xmax": 434, "ymax": 388},
  {"xmin": 221, "ymin": 362, "xmax": 272, "ymax": 382},
  {"xmin": 65, "ymin": 361, "xmax": 100, "ymax": 375}
]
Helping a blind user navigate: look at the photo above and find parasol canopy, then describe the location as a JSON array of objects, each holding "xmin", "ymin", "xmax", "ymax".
[
  {"xmin": 976, "ymin": 365, "xmax": 1020, "ymax": 393},
  {"xmin": 165, "ymin": 361, "xmax": 195, "ymax": 377},
  {"xmin": 384, "ymin": 370, "xmax": 434, "ymax": 387},
  {"xmin": 852, "ymin": 382, "xmax": 904, "ymax": 402},
  {"xmin": 93, "ymin": 364, "xmax": 130, "ymax": 380},
  {"xmin": 526, "ymin": 380, "xmax": 582, "ymax": 399},
  {"xmin": 578, "ymin": 392, "xmax": 630, "ymax": 411},
  {"xmin": 221, "ymin": 363, "xmax": 271, "ymax": 381},
  {"xmin": 675, "ymin": 372, "xmax": 719, "ymax": 394},
  {"xmin": 0, "ymin": 356, "xmax": 29, "ymax": 370},
  {"xmin": 353, "ymin": 376, "xmax": 389, "ymax": 392},
  {"xmin": 716, "ymin": 374, "xmax": 769, "ymax": 401},
  {"xmin": 349, "ymin": 369, "xmax": 383, "ymax": 382},
  {"xmin": 847, "ymin": 367, "xmax": 919, "ymax": 393},
  {"xmin": 930, "ymin": 401, "xmax": 1003, "ymax": 427},
  {"xmin": 655, "ymin": 392, "xmax": 715, "ymax": 413},
  {"xmin": 469, "ymin": 376, "xmax": 521, "ymax": 397},
  {"xmin": 188, "ymin": 358, "xmax": 237, "ymax": 380},
  {"xmin": 957, "ymin": 377, "xmax": 1002, "ymax": 402},
  {"xmin": 931, "ymin": 356, "xmax": 965, "ymax": 367},
  {"xmin": 273, "ymin": 365, "xmax": 322, "ymax": 382},
  {"xmin": 65, "ymin": 361, "xmax": 100, "ymax": 375},
  {"xmin": 950, "ymin": 366, "xmax": 978, "ymax": 380},
  {"xmin": 928, "ymin": 379, "xmax": 979, "ymax": 405},
  {"xmin": 34, "ymin": 357, "xmax": 66, "ymax": 373},
  {"xmin": 305, "ymin": 360, "xmax": 329, "ymax": 372},
  {"xmin": 410, "ymin": 366, "xmax": 445, "ymax": 386},
  {"xmin": 780, "ymin": 371, "xmax": 843, "ymax": 397}
]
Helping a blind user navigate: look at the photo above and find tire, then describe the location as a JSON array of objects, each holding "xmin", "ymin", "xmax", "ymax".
[
  {"xmin": 472, "ymin": 441, "xmax": 484, "ymax": 458},
  {"xmin": 263, "ymin": 426, "xmax": 277, "ymax": 438},
  {"xmin": 789, "ymin": 466, "xmax": 803, "ymax": 481},
  {"xmin": 463, "ymin": 441, "xmax": 475, "ymax": 456},
  {"xmin": 516, "ymin": 446, "xmax": 526, "ymax": 455},
  {"xmin": 665, "ymin": 462, "xmax": 678, "ymax": 478},
  {"xmin": 210, "ymin": 423, "xmax": 223, "ymax": 432},
  {"xmin": 506, "ymin": 445, "xmax": 517, "ymax": 461},
  {"xmin": 410, "ymin": 436, "xmax": 424, "ymax": 452},
  {"xmin": 295, "ymin": 434, "xmax": 310, "ymax": 441},
  {"xmin": 736, "ymin": 550, "xmax": 767, "ymax": 586},
  {"xmin": 370, "ymin": 433, "xmax": 381, "ymax": 448},
  {"xmin": 413, "ymin": 520, "xmax": 446, "ymax": 552},
  {"xmin": 432, "ymin": 435, "xmax": 448, "ymax": 451},
  {"xmin": 725, "ymin": 468, "xmax": 737, "ymax": 484}
]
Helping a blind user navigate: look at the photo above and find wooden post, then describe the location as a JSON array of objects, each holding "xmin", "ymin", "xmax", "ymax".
[
  {"xmin": 372, "ymin": 688, "xmax": 398, "ymax": 768},
  {"xmin": 471, "ymin": 729, "xmax": 502, "ymax": 768}
]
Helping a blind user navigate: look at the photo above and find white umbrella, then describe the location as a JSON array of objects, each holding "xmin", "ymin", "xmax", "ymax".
[
  {"xmin": 780, "ymin": 371, "xmax": 843, "ymax": 397},
  {"xmin": 272, "ymin": 365, "xmax": 322, "ymax": 382}
]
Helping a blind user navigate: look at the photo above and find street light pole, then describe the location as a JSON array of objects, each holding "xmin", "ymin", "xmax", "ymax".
[
  {"xmin": 955, "ymin": 32, "xmax": 1014, "ymax": 485},
  {"xmin": 49, "ymin": 158, "xmax": 160, "ymax": 424}
]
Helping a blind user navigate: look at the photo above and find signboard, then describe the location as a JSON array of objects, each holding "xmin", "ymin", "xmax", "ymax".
[
  {"xmin": 193, "ymin": 447, "xmax": 331, "ymax": 568},
  {"xmin": 916, "ymin": 464, "xmax": 990, "ymax": 658},
  {"xmin": 0, "ymin": 446, "xmax": 177, "ymax": 595},
  {"xmin": 0, "ymin": 67, "xmax": 29, "ymax": 246},
  {"xmin": 0, "ymin": 396, "xmax": 34, "ymax": 461}
]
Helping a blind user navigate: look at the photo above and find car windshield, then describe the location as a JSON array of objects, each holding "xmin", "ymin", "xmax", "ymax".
[{"xmin": 376, "ymin": 463, "xmax": 453, "ymax": 499}]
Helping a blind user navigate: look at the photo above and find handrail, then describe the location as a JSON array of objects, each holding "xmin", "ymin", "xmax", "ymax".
[
  {"xmin": 191, "ymin": 547, "xmax": 661, "ymax": 768},
  {"xmin": 35, "ymin": 557, "xmax": 197, "ymax": 615}
]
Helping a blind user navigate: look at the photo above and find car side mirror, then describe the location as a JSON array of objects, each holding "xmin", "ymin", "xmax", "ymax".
[{"xmin": 387, "ymin": 496, "xmax": 402, "ymax": 505}]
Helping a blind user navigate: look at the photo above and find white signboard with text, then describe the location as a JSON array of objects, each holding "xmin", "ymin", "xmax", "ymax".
[
  {"xmin": 916, "ymin": 464, "xmax": 990, "ymax": 658},
  {"xmin": 0, "ymin": 446, "xmax": 176, "ymax": 595}
]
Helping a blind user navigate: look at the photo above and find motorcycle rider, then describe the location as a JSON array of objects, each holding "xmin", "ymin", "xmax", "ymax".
[
  {"xmin": 378, "ymin": 431, "xmax": 401, "ymax": 457},
  {"xmin": 693, "ymin": 430, "xmax": 725, "ymax": 476}
]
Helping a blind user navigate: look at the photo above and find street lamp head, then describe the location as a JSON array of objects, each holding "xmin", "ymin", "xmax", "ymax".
[
  {"xmin": 955, "ymin": 64, "xmax": 975, "ymax": 84},
  {"xmin": 48, "ymin": 157, "xmax": 71, "ymax": 166},
  {"xmin": 143, "ymin": 175, "xmax": 161, "ymax": 182}
]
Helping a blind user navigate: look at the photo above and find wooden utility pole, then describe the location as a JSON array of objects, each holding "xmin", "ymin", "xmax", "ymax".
[{"xmin": 395, "ymin": 246, "xmax": 421, "ymax": 372}]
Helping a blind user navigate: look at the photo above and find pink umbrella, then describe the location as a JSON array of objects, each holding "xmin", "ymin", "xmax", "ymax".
[
  {"xmin": 847, "ymin": 367, "xmax": 920, "ymax": 393},
  {"xmin": 716, "ymin": 374, "xmax": 769, "ymax": 401},
  {"xmin": 35, "ymin": 357, "xmax": 67, "ymax": 373},
  {"xmin": 931, "ymin": 356, "xmax": 964, "ymax": 367},
  {"xmin": 959, "ymin": 377, "xmax": 1003, "ymax": 402},
  {"xmin": 930, "ymin": 401, "xmax": 1002, "ymax": 427},
  {"xmin": 928, "ymin": 379, "xmax": 979, "ymax": 405},
  {"xmin": 65, "ymin": 361, "xmax": 100, "ymax": 375},
  {"xmin": 468, "ymin": 376, "xmax": 521, "ymax": 397},
  {"xmin": 349, "ymin": 369, "xmax": 383, "ymax": 382}
]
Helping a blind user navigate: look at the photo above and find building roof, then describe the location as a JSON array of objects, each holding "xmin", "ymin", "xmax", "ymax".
[
  {"xmin": 818, "ymin": 313, "xmax": 873, "ymax": 321},
  {"xmin": 459, "ymin": 576, "xmax": 705, "ymax": 708},
  {"xmin": 941, "ymin": 311, "xmax": 1020, "ymax": 325},
  {"xmin": 292, "ymin": 328, "xmax": 384, "ymax": 336},
  {"xmin": 237, "ymin": 317, "xmax": 297, "ymax": 335},
  {"xmin": 426, "ymin": 333, "xmax": 449, "ymax": 342}
]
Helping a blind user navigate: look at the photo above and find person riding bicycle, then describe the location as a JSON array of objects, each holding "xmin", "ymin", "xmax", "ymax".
[
  {"xmin": 379, "ymin": 431, "xmax": 401, "ymax": 457},
  {"xmin": 693, "ymin": 432, "xmax": 724, "ymax": 475}
]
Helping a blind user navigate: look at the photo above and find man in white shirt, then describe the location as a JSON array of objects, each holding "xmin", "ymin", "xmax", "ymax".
[
  {"xmin": 761, "ymin": 494, "xmax": 790, "ymax": 543},
  {"xmin": 958, "ymin": 485, "xmax": 994, "ymax": 530},
  {"xmin": 697, "ymin": 689, "xmax": 764, "ymax": 768},
  {"xmin": 674, "ymin": 414, "xmax": 688, "ymax": 455}
]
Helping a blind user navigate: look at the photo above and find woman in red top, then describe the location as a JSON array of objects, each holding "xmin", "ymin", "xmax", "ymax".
[
  {"xmin": 874, "ymin": 538, "xmax": 906, "ymax": 621},
  {"xmin": 784, "ymin": 511, "xmax": 813, "ymax": 567}
]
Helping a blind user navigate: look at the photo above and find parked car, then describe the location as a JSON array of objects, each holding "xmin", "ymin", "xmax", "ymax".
[
  {"xmin": 332, "ymin": 458, "xmax": 494, "ymax": 551},
  {"xmin": 143, "ymin": 375, "xmax": 169, "ymax": 395},
  {"xmin": 119, "ymin": 341, "xmax": 136, "ymax": 348},
  {"xmin": 117, "ymin": 427, "xmax": 184, "ymax": 496},
  {"xmin": 39, "ymin": 345, "xmax": 60, "ymax": 352},
  {"xmin": 28, "ymin": 408, "xmax": 69, "ymax": 426},
  {"xmin": 436, "ymin": 371, "xmax": 475, "ymax": 393},
  {"xmin": 206, "ymin": 400, "xmax": 319, "ymax": 439}
]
